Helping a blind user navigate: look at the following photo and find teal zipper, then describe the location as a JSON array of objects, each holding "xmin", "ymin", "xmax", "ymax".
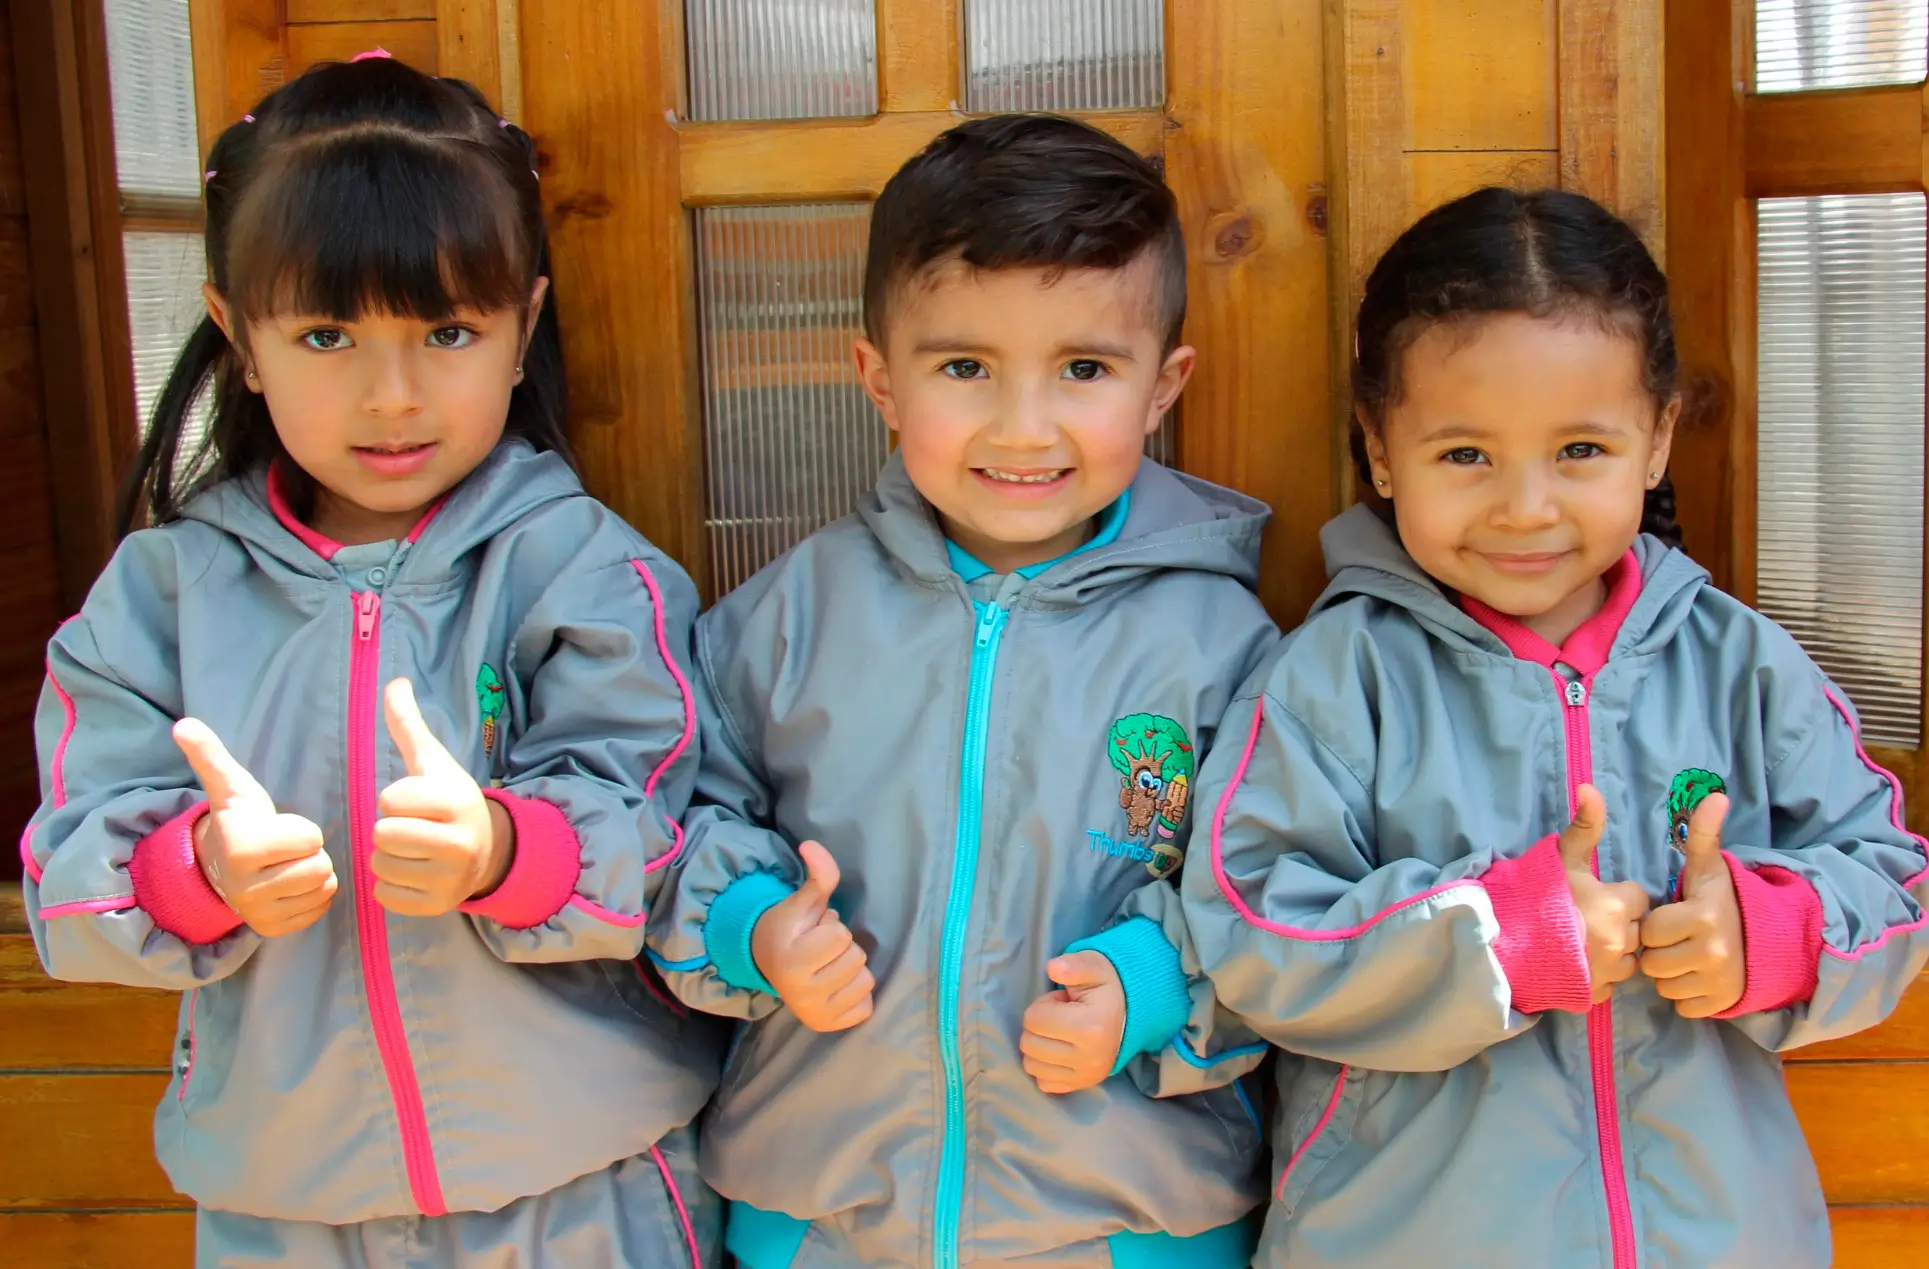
[{"xmin": 933, "ymin": 599, "xmax": 1008, "ymax": 1269}]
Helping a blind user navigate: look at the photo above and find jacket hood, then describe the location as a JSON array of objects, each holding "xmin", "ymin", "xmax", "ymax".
[
  {"xmin": 856, "ymin": 450, "xmax": 1270, "ymax": 605},
  {"xmin": 180, "ymin": 441, "xmax": 585, "ymax": 579},
  {"xmin": 1312, "ymin": 502, "xmax": 1710, "ymax": 659}
]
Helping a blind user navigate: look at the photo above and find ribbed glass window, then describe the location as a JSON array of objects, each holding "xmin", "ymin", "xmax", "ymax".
[
  {"xmin": 1755, "ymin": 0, "xmax": 1927, "ymax": 93},
  {"xmin": 101, "ymin": 0, "xmax": 207, "ymax": 437},
  {"xmin": 1756, "ymin": 193, "xmax": 1925, "ymax": 747},
  {"xmin": 964, "ymin": 0, "xmax": 1164, "ymax": 112},
  {"xmin": 685, "ymin": 0, "xmax": 877, "ymax": 122},
  {"xmin": 696, "ymin": 204, "xmax": 886, "ymax": 593}
]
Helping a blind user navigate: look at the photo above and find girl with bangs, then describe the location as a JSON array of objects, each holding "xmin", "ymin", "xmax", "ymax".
[{"xmin": 20, "ymin": 54, "xmax": 724, "ymax": 1268}]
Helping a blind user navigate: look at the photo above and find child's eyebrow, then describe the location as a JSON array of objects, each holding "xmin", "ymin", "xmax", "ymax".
[
  {"xmin": 912, "ymin": 338, "xmax": 994, "ymax": 356},
  {"xmin": 1054, "ymin": 340, "xmax": 1139, "ymax": 362}
]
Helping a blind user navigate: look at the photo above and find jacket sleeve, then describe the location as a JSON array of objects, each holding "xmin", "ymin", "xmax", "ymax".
[
  {"xmin": 24, "ymin": 543, "xmax": 261, "ymax": 990},
  {"xmin": 1182, "ymin": 685, "xmax": 1593, "ymax": 1072},
  {"xmin": 1715, "ymin": 662, "xmax": 1929, "ymax": 1051},
  {"xmin": 1087, "ymin": 880, "xmax": 1271, "ymax": 1097},
  {"xmin": 644, "ymin": 621, "xmax": 798, "ymax": 1021},
  {"xmin": 460, "ymin": 553, "xmax": 701, "ymax": 963}
]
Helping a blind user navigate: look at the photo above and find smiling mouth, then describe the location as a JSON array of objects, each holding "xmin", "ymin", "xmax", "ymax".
[
  {"xmin": 978, "ymin": 468, "xmax": 1069, "ymax": 484},
  {"xmin": 357, "ymin": 442, "xmax": 433, "ymax": 455}
]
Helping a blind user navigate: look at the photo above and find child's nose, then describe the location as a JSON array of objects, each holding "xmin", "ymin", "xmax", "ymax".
[
  {"xmin": 986, "ymin": 383, "xmax": 1056, "ymax": 447},
  {"xmin": 1491, "ymin": 466, "xmax": 1560, "ymax": 528},
  {"xmin": 360, "ymin": 349, "xmax": 423, "ymax": 418}
]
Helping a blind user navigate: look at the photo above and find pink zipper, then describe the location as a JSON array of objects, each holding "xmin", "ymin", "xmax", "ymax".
[
  {"xmin": 349, "ymin": 590, "xmax": 447, "ymax": 1215},
  {"xmin": 1556, "ymin": 670, "xmax": 1636, "ymax": 1269}
]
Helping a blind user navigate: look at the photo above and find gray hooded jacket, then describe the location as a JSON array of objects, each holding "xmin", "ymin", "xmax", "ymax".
[
  {"xmin": 22, "ymin": 442, "xmax": 725, "ymax": 1224},
  {"xmin": 1178, "ymin": 505, "xmax": 1929, "ymax": 1269},
  {"xmin": 648, "ymin": 455, "xmax": 1280, "ymax": 1267}
]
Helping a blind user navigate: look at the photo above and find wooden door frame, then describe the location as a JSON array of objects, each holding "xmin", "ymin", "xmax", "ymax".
[{"xmin": 10, "ymin": 0, "xmax": 137, "ymax": 611}]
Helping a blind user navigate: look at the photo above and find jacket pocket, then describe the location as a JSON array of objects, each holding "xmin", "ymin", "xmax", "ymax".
[{"xmin": 1274, "ymin": 1060, "xmax": 1356, "ymax": 1219}]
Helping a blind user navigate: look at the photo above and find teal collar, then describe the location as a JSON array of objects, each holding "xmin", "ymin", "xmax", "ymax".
[{"xmin": 944, "ymin": 491, "xmax": 1131, "ymax": 582}]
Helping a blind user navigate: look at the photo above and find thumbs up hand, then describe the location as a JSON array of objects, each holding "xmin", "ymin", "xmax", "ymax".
[
  {"xmin": 1558, "ymin": 784, "xmax": 1652, "ymax": 1004},
  {"xmin": 173, "ymin": 718, "xmax": 336, "ymax": 937},
  {"xmin": 750, "ymin": 841, "xmax": 875, "ymax": 1032},
  {"xmin": 372, "ymin": 678, "xmax": 512, "ymax": 917},
  {"xmin": 1639, "ymin": 794, "xmax": 1745, "ymax": 1018},
  {"xmin": 1020, "ymin": 950, "xmax": 1126, "ymax": 1094}
]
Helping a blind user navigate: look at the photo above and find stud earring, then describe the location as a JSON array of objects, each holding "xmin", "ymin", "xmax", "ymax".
[
  {"xmin": 1648, "ymin": 471, "xmax": 1660, "ymax": 479},
  {"xmin": 245, "ymin": 369, "xmax": 257, "ymax": 384},
  {"xmin": 1374, "ymin": 478, "xmax": 1386, "ymax": 488}
]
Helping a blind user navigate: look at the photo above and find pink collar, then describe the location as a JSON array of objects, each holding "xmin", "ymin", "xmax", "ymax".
[
  {"xmin": 1460, "ymin": 551, "xmax": 1642, "ymax": 675},
  {"xmin": 266, "ymin": 463, "xmax": 446, "ymax": 563}
]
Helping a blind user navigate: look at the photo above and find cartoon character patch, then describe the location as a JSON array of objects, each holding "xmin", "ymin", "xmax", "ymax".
[
  {"xmin": 1667, "ymin": 767, "xmax": 1727, "ymax": 845},
  {"xmin": 1106, "ymin": 713, "xmax": 1195, "ymax": 878},
  {"xmin": 477, "ymin": 664, "xmax": 506, "ymax": 758}
]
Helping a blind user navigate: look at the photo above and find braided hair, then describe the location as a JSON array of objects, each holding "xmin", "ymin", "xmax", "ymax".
[{"xmin": 118, "ymin": 56, "xmax": 569, "ymax": 534}]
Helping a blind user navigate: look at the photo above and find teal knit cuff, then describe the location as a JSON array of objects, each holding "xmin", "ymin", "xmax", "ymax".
[
  {"xmin": 1068, "ymin": 917, "xmax": 1192, "ymax": 1076},
  {"xmin": 703, "ymin": 871, "xmax": 794, "ymax": 996}
]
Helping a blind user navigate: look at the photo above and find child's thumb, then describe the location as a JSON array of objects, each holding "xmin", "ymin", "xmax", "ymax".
[
  {"xmin": 1679, "ymin": 793, "xmax": 1731, "ymax": 894},
  {"xmin": 383, "ymin": 678, "xmax": 456, "ymax": 778},
  {"xmin": 174, "ymin": 718, "xmax": 273, "ymax": 813},
  {"xmin": 795, "ymin": 841, "xmax": 841, "ymax": 909},
  {"xmin": 1047, "ymin": 950, "xmax": 1116, "ymax": 993},
  {"xmin": 1557, "ymin": 784, "xmax": 1608, "ymax": 872}
]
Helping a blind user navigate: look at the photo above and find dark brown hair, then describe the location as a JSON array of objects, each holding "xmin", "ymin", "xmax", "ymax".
[
  {"xmin": 1351, "ymin": 187, "xmax": 1684, "ymax": 546},
  {"xmin": 118, "ymin": 56, "xmax": 568, "ymax": 535},
  {"xmin": 864, "ymin": 113, "xmax": 1187, "ymax": 352}
]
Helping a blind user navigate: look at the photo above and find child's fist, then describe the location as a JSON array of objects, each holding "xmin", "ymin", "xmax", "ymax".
[
  {"xmin": 751, "ymin": 842, "xmax": 874, "ymax": 1032},
  {"xmin": 1557, "ymin": 784, "xmax": 1651, "ymax": 1003},
  {"xmin": 1639, "ymin": 793, "xmax": 1745, "ymax": 1018},
  {"xmin": 1020, "ymin": 950, "xmax": 1126, "ymax": 1095},
  {"xmin": 372, "ymin": 678, "xmax": 512, "ymax": 917},
  {"xmin": 174, "ymin": 717, "xmax": 336, "ymax": 938}
]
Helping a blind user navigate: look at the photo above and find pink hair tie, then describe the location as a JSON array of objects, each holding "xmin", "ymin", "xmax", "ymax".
[
  {"xmin": 351, "ymin": 47, "xmax": 392, "ymax": 62},
  {"xmin": 242, "ymin": 113, "xmax": 255, "ymax": 122}
]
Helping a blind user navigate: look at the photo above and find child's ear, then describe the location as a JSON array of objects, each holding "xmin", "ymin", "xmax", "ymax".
[
  {"xmin": 1356, "ymin": 406, "xmax": 1394, "ymax": 495},
  {"xmin": 1647, "ymin": 393, "xmax": 1683, "ymax": 486},
  {"xmin": 203, "ymin": 285, "xmax": 260, "ymax": 392},
  {"xmin": 1148, "ymin": 344, "xmax": 1196, "ymax": 434},
  {"xmin": 853, "ymin": 337, "xmax": 901, "ymax": 433}
]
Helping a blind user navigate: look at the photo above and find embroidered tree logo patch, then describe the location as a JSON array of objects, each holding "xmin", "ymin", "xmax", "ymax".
[
  {"xmin": 1667, "ymin": 767, "xmax": 1727, "ymax": 845},
  {"xmin": 476, "ymin": 664, "xmax": 506, "ymax": 757},
  {"xmin": 1109, "ymin": 713, "xmax": 1195, "ymax": 878}
]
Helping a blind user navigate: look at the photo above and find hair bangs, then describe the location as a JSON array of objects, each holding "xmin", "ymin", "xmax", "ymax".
[{"xmin": 226, "ymin": 128, "xmax": 534, "ymax": 330}]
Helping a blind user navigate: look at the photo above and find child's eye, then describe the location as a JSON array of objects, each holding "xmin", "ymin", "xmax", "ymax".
[
  {"xmin": 299, "ymin": 328, "xmax": 353, "ymax": 352},
  {"xmin": 428, "ymin": 326, "xmax": 477, "ymax": 349},
  {"xmin": 1442, "ymin": 447, "xmax": 1487, "ymax": 466},
  {"xmin": 1063, "ymin": 359, "xmax": 1107, "ymax": 382},
  {"xmin": 942, "ymin": 359, "xmax": 987, "ymax": 380},
  {"xmin": 1561, "ymin": 442, "xmax": 1605, "ymax": 460}
]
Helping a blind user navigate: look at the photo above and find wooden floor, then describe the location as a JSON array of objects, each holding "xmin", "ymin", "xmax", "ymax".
[{"xmin": 3, "ymin": 891, "xmax": 1926, "ymax": 1266}]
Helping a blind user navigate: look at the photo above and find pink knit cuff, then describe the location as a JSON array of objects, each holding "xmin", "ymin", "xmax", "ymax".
[
  {"xmin": 128, "ymin": 802, "xmax": 245, "ymax": 945},
  {"xmin": 1482, "ymin": 834, "xmax": 1593, "ymax": 1014},
  {"xmin": 1713, "ymin": 855, "xmax": 1823, "ymax": 1019},
  {"xmin": 460, "ymin": 789, "xmax": 582, "ymax": 930}
]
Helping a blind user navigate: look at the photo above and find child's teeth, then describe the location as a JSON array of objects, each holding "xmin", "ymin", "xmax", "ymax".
[{"xmin": 986, "ymin": 469, "xmax": 1062, "ymax": 484}]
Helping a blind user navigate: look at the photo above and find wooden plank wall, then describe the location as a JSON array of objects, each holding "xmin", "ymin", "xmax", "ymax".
[{"xmin": 0, "ymin": 2, "xmax": 81, "ymax": 879}]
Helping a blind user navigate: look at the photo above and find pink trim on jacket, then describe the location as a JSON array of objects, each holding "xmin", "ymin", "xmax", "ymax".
[
  {"xmin": 127, "ymin": 803, "xmax": 246, "ymax": 945},
  {"xmin": 1276, "ymin": 1064, "xmax": 1350, "ymax": 1199},
  {"xmin": 1208, "ymin": 704, "xmax": 1483, "ymax": 938},
  {"xmin": 1459, "ymin": 551, "xmax": 1641, "ymax": 675},
  {"xmin": 23, "ymin": 625, "xmax": 81, "ymax": 883},
  {"xmin": 1816, "ymin": 685, "xmax": 1929, "ymax": 960},
  {"xmin": 460, "ymin": 788, "xmax": 583, "ymax": 929},
  {"xmin": 651, "ymin": 1144, "xmax": 704, "ymax": 1268},
  {"xmin": 37, "ymin": 895, "xmax": 138, "ymax": 919},
  {"xmin": 631, "ymin": 559, "xmax": 695, "ymax": 874},
  {"xmin": 566, "ymin": 894, "xmax": 648, "ymax": 928},
  {"xmin": 1714, "ymin": 854, "xmax": 1823, "ymax": 1017},
  {"xmin": 266, "ymin": 463, "xmax": 449, "ymax": 562},
  {"xmin": 1479, "ymin": 834, "xmax": 1593, "ymax": 1013}
]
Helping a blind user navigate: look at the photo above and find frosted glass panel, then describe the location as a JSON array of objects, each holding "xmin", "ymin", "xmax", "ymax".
[
  {"xmin": 1756, "ymin": 0, "xmax": 1927, "ymax": 93},
  {"xmin": 696, "ymin": 205, "xmax": 886, "ymax": 593},
  {"xmin": 685, "ymin": 0, "xmax": 876, "ymax": 121},
  {"xmin": 122, "ymin": 231, "xmax": 209, "ymax": 434},
  {"xmin": 965, "ymin": 0, "xmax": 1164, "ymax": 111},
  {"xmin": 1757, "ymin": 194, "xmax": 1925, "ymax": 747},
  {"xmin": 102, "ymin": 0, "xmax": 201, "ymax": 198}
]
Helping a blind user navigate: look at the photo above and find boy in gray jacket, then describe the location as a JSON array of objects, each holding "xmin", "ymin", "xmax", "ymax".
[{"xmin": 648, "ymin": 115, "xmax": 1278, "ymax": 1268}]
